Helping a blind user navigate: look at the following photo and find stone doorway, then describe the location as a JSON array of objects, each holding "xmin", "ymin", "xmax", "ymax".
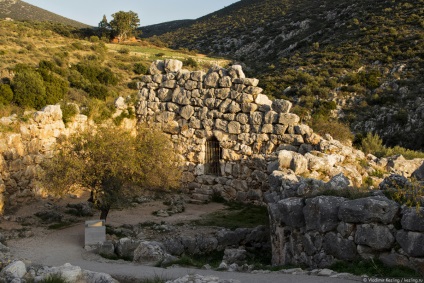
[{"xmin": 205, "ymin": 137, "xmax": 221, "ymax": 175}]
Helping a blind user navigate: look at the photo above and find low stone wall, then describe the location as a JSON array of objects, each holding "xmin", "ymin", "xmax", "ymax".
[{"xmin": 267, "ymin": 191, "xmax": 424, "ymax": 275}]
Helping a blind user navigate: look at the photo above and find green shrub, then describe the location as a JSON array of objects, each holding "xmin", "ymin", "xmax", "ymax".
[
  {"xmin": 60, "ymin": 102, "xmax": 78, "ymax": 124},
  {"xmin": 155, "ymin": 52, "xmax": 165, "ymax": 57},
  {"xmin": 133, "ymin": 63, "xmax": 148, "ymax": 75},
  {"xmin": 89, "ymin": 35, "xmax": 100, "ymax": 42},
  {"xmin": 127, "ymin": 81, "xmax": 139, "ymax": 90},
  {"xmin": 184, "ymin": 57, "xmax": 198, "ymax": 68},
  {"xmin": 38, "ymin": 69, "xmax": 69, "ymax": 105},
  {"xmin": 311, "ymin": 117, "xmax": 354, "ymax": 144},
  {"xmin": 12, "ymin": 65, "xmax": 47, "ymax": 109},
  {"xmin": 85, "ymin": 84, "xmax": 109, "ymax": 100},
  {"xmin": 118, "ymin": 47, "xmax": 130, "ymax": 54},
  {"xmin": 0, "ymin": 84, "xmax": 13, "ymax": 105},
  {"xmin": 360, "ymin": 133, "xmax": 424, "ymax": 159},
  {"xmin": 360, "ymin": 132, "xmax": 386, "ymax": 157}
]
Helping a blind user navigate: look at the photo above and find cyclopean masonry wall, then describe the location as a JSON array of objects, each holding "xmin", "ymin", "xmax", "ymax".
[
  {"xmin": 266, "ymin": 171, "xmax": 424, "ymax": 275},
  {"xmin": 0, "ymin": 106, "xmax": 91, "ymax": 213},
  {"xmin": 136, "ymin": 60, "xmax": 323, "ymax": 202}
]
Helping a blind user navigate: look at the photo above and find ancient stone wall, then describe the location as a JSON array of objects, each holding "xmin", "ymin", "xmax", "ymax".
[
  {"xmin": 0, "ymin": 105, "xmax": 89, "ymax": 213},
  {"xmin": 136, "ymin": 60, "xmax": 322, "ymax": 202},
  {"xmin": 267, "ymin": 174, "xmax": 424, "ymax": 275}
]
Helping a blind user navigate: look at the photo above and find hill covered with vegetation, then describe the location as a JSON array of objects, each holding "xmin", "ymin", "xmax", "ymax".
[
  {"xmin": 0, "ymin": 19, "xmax": 229, "ymax": 127},
  {"xmin": 0, "ymin": 0, "xmax": 89, "ymax": 28},
  {"xmin": 152, "ymin": 0, "xmax": 424, "ymax": 150}
]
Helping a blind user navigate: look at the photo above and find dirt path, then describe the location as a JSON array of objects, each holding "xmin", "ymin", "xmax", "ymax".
[{"xmin": 5, "ymin": 198, "xmax": 357, "ymax": 282}]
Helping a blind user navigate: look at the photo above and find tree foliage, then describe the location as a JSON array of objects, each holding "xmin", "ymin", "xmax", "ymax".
[
  {"xmin": 109, "ymin": 11, "xmax": 140, "ymax": 42},
  {"xmin": 98, "ymin": 15, "xmax": 110, "ymax": 39},
  {"xmin": 0, "ymin": 84, "xmax": 13, "ymax": 105},
  {"xmin": 41, "ymin": 126, "xmax": 181, "ymax": 220},
  {"xmin": 12, "ymin": 65, "xmax": 47, "ymax": 109}
]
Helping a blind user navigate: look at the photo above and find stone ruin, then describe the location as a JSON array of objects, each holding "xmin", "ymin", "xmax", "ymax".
[
  {"xmin": 1, "ymin": 59, "xmax": 424, "ymax": 275},
  {"xmin": 136, "ymin": 59, "xmax": 331, "ymax": 202}
]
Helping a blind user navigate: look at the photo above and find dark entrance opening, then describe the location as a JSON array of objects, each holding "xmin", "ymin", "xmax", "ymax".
[{"xmin": 205, "ymin": 137, "xmax": 221, "ymax": 175}]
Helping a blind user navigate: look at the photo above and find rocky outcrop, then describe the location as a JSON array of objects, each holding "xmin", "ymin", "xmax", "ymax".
[{"xmin": 0, "ymin": 261, "xmax": 117, "ymax": 283}]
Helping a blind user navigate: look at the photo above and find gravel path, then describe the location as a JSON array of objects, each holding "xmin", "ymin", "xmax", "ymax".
[{"xmin": 8, "ymin": 224, "xmax": 358, "ymax": 283}]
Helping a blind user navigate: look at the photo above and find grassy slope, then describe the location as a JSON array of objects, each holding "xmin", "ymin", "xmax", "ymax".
[
  {"xmin": 152, "ymin": 0, "xmax": 424, "ymax": 150},
  {"xmin": 0, "ymin": 20, "xmax": 229, "ymax": 121}
]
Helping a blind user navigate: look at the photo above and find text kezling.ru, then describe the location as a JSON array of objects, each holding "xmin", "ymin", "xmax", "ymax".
[{"xmin": 363, "ymin": 278, "xmax": 423, "ymax": 283}]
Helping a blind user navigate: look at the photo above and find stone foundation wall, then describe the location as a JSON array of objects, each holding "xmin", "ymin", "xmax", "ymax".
[
  {"xmin": 267, "ymin": 186, "xmax": 424, "ymax": 275},
  {"xmin": 136, "ymin": 60, "xmax": 322, "ymax": 202}
]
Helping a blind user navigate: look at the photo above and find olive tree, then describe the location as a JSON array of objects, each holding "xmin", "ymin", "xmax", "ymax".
[
  {"xmin": 41, "ymin": 126, "xmax": 181, "ymax": 221},
  {"xmin": 109, "ymin": 11, "xmax": 140, "ymax": 42}
]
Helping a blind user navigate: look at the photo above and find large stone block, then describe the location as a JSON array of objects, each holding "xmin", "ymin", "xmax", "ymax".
[
  {"xmin": 396, "ymin": 230, "xmax": 424, "ymax": 257},
  {"xmin": 323, "ymin": 232, "xmax": 357, "ymax": 261},
  {"xmin": 204, "ymin": 72, "xmax": 220, "ymax": 87},
  {"xmin": 355, "ymin": 224, "xmax": 394, "ymax": 251},
  {"xmin": 180, "ymin": 105, "xmax": 195, "ymax": 120},
  {"xmin": 272, "ymin": 99, "xmax": 292, "ymax": 113},
  {"xmin": 338, "ymin": 196, "xmax": 399, "ymax": 224},
  {"xmin": 276, "ymin": 197, "xmax": 305, "ymax": 228},
  {"xmin": 149, "ymin": 60, "xmax": 165, "ymax": 75},
  {"xmin": 278, "ymin": 113, "xmax": 300, "ymax": 125},
  {"xmin": 401, "ymin": 207, "xmax": 424, "ymax": 232},
  {"xmin": 164, "ymin": 59, "xmax": 183, "ymax": 73},
  {"xmin": 304, "ymin": 196, "xmax": 345, "ymax": 232}
]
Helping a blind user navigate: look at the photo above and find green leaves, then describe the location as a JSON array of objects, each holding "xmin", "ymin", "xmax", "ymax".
[{"xmin": 41, "ymin": 126, "xmax": 181, "ymax": 213}]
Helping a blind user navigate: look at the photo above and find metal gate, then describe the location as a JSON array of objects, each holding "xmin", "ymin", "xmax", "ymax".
[{"xmin": 205, "ymin": 138, "xmax": 221, "ymax": 175}]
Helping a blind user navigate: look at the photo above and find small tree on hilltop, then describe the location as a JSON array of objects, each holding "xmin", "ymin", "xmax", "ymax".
[
  {"xmin": 109, "ymin": 11, "xmax": 140, "ymax": 42},
  {"xmin": 41, "ymin": 126, "xmax": 181, "ymax": 221},
  {"xmin": 98, "ymin": 15, "xmax": 111, "ymax": 39}
]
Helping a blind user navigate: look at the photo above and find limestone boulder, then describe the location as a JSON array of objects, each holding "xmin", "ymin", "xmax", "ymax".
[
  {"xmin": 97, "ymin": 241, "xmax": 115, "ymax": 258},
  {"xmin": 412, "ymin": 162, "xmax": 424, "ymax": 180},
  {"xmin": 303, "ymin": 196, "xmax": 345, "ymax": 232},
  {"xmin": 355, "ymin": 224, "xmax": 394, "ymax": 251},
  {"xmin": 204, "ymin": 72, "xmax": 220, "ymax": 87},
  {"xmin": 164, "ymin": 59, "xmax": 183, "ymax": 73},
  {"xmin": 133, "ymin": 241, "xmax": 167, "ymax": 263},
  {"xmin": 338, "ymin": 196, "xmax": 399, "ymax": 224},
  {"xmin": 379, "ymin": 174, "xmax": 410, "ymax": 191},
  {"xmin": 272, "ymin": 99, "xmax": 292, "ymax": 113},
  {"xmin": 386, "ymin": 155, "xmax": 423, "ymax": 177},
  {"xmin": 323, "ymin": 232, "xmax": 357, "ymax": 261},
  {"xmin": 223, "ymin": 248, "xmax": 247, "ymax": 264},
  {"xmin": 275, "ymin": 197, "xmax": 305, "ymax": 228},
  {"xmin": 228, "ymin": 65, "xmax": 245, "ymax": 79},
  {"xmin": 149, "ymin": 60, "xmax": 165, "ymax": 75},
  {"xmin": 115, "ymin": 238, "xmax": 141, "ymax": 260},
  {"xmin": 82, "ymin": 270, "xmax": 119, "ymax": 283},
  {"xmin": 325, "ymin": 173, "xmax": 350, "ymax": 190},
  {"xmin": 401, "ymin": 207, "xmax": 424, "ymax": 232},
  {"xmin": 255, "ymin": 94, "xmax": 272, "ymax": 106},
  {"xmin": 396, "ymin": 230, "xmax": 424, "ymax": 257},
  {"xmin": 1, "ymin": 261, "xmax": 26, "ymax": 279},
  {"xmin": 180, "ymin": 105, "xmax": 195, "ymax": 120}
]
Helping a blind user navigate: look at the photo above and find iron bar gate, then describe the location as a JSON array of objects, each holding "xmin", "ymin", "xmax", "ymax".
[{"xmin": 205, "ymin": 138, "xmax": 221, "ymax": 175}]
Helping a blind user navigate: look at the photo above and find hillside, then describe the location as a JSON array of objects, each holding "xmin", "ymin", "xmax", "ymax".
[
  {"xmin": 0, "ymin": 0, "xmax": 89, "ymax": 28},
  {"xmin": 141, "ymin": 19, "xmax": 195, "ymax": 38},
  {"xmin": 153, "ymin": 0, "xmax": 424, "ymax": 150},
  {"xmin": 0, "ymin": 20, "xmax": 229, "ymax": 125}
]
